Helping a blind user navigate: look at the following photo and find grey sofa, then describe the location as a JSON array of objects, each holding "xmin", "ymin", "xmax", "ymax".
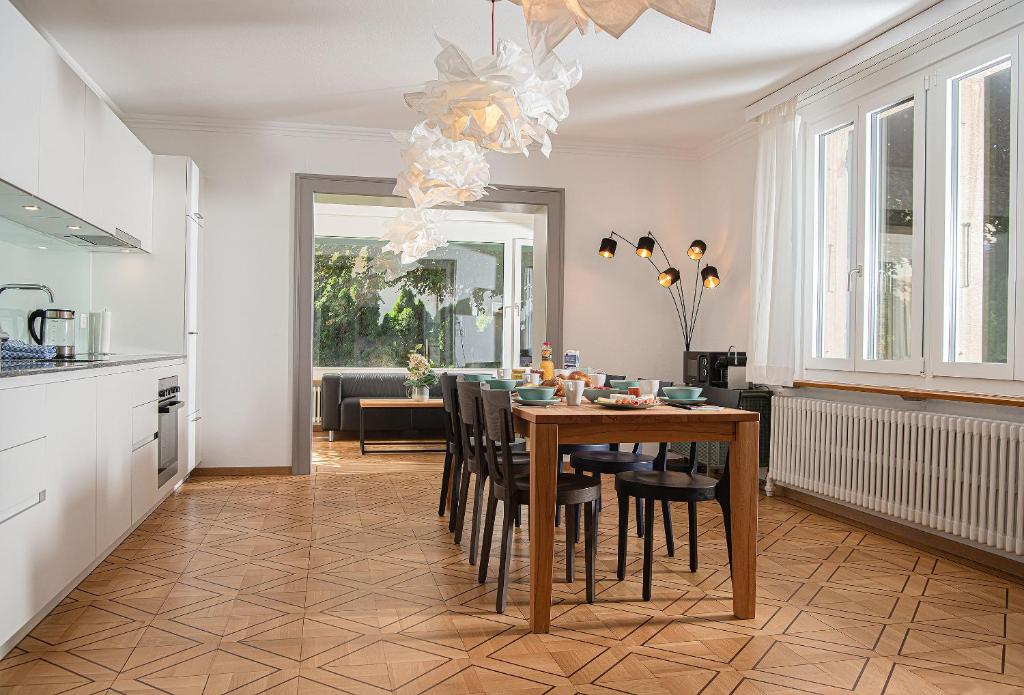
[{"xmin": 320, "ymin": 373, "xmax": 445, "ymax": 441}]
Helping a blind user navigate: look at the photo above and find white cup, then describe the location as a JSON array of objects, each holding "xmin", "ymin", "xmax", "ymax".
[
  {"xmin": 590, "ymin": 373, "xmax": 606, "ymax": 387},
  {"xmin": 563, "ymin": 379, "xmax": 586, "ymax": 406},
  {"xmin": 639, "ymin": 379, "xmax": 660, "ymax": 397},
  {"xmin": 527, "ymin": 372, "xmax": 542, "ymax": 385},
  {"xmin": 498, "ymin": 368, "xmax": 513, "ymax": 378}
]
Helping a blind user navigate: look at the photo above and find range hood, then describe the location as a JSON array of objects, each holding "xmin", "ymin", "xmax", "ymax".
[{"xmin": 0, "ymin": 178, "xmax": 144, "ymax": 253}]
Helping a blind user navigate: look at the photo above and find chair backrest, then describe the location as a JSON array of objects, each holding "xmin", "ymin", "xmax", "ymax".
[
  {"xmin": 604, "ymin": 374, "xmax": 626, "ymax": 382},
  {"xmin": 439, "ymin": 373, "xmax": 460, "ymax": 453},
  {"xmin": 480, "ymin": 387, "xmax": 517, "ymax": 490},
  {"xmin": 455, "ymin": 380, "xmax": 484, "ymax": 474}
]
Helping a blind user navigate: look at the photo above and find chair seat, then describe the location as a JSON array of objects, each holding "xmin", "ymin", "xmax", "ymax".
[
  {"xmin": 615, "ymin": 470, "xmax": 717, "ymax": 503},
  {"xmin": 570, "ymin": 450, "xmax": 655, "ymax": 474},
  {"xmin": 514, "ymin": 472, "xmax": 601, "ymax": 505}
]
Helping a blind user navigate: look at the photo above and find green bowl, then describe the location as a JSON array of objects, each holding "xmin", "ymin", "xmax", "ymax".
[
  {"xmin": 516, "ymin": 386, "xmax": 556, "ymax": 401},
  {"xmin": 609, "ymin": 379, "xmax": 639, "ymax": 389},
  {"xmin": 583, "ymin": 388, "xmax": 626, "ymax": 402},
  {"xmin": 663, "ymin": 386, "xmax": 703, "ymax": 400},
  {"xmin": 460, "ymin": 373, "xmax": 490, "ymax": 382},
  {"xmin": 485, "ymin": 378, "xmax": 519, "ymax": 390}
]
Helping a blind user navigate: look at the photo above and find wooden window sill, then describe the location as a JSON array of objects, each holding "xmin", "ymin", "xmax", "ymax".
[{"xmin": 791, "ymin": 380, "xmax": 1024, "ymax": 408}]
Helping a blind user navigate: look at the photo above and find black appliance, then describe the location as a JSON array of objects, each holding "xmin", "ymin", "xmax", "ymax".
[
  {"xmin": 157, "ymin": 376, "xmax": 184, "ymax": 487},
  {"xmin": 684, "ymin": 350, "xmax": 747, "ymax": 388}
]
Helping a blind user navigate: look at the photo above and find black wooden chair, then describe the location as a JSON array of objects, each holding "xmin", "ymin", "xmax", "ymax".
[
  {"xmin": 477, "ymin": 387, "xmax": 601, "ymax": 612},
  {"xmin": 438, "ymin": 373, "xmax": 462, "ymax": 522},
  {"xmin": 569, "ymin": 445, "xmax": 653, "ymax": 537},
  {"xmin": 615, "ymin": 451, "xmax": 734, "ymax": 601}
]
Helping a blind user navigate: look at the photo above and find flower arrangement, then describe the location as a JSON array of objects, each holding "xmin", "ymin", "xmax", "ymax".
[{"xmin": 405, "ymin": 351, "xmax": 438, "ymax": 389}]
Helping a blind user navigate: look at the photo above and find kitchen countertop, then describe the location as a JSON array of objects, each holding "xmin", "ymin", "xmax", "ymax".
[{"xmin": 0, "ymin": 354, "xmax": 185, "ymax": 378}]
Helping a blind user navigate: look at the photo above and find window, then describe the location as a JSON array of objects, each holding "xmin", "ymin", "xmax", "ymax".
[
  {"xmin": 312, "ymin": 204, "xmax": 539, "ymax": 370},
  {"xmin": 803, "ymin": 27, "xmax": 1023, "ymax": 383},
  {"xmin": 866, "ymin": 97, "xmax": 917, "ymax": 363},
  {"xmin": 946, "ymin": 58, "xmax": 1013, "ymax": 366},
  {"xmin": 813, "ymin": 123, "xmax": 855, "ymax": 361}
]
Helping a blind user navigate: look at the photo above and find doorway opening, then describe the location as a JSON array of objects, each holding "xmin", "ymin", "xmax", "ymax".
[{"xmin": 293, "ymin": 176, "xmax": 564, "ymax": 474}]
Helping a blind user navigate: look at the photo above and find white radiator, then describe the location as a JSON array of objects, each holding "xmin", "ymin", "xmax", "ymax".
[
  {"xmin": 312, "ymin": 382, "xmax": 323, "ymax": 426},
  {"xmin": 770, "ymin": 397, "xmax": 1024, "ymax": 556}
]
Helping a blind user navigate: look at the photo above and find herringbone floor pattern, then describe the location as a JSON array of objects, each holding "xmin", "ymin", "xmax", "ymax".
[{"xmin": 1, "ymin": 442, "xmax": 1022, "ymax": 694}]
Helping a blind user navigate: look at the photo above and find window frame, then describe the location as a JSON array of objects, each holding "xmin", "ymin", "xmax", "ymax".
[
  {"xmin": 855, "ymin": 74, "xmax": 928, "ymax": 376},
  {"xmin": 925, "ymin": 36, "xmax": 1019, "ymax": 381},
  {"xmin": 805, "ymin": 106, "xmax": 859, "ymax": 373}
]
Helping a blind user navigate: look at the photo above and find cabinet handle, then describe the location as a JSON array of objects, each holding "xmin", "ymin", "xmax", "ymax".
[
  {"xmin": 0, "ymin": 490, "xmax": 46, "ymax": 526},
  {"xmin": 187, "ymin": 331, "xmax": 199, "ymax": 335},
  {"xmin": 191, "ymin": 416, "xmax": 203, "ymax": 422}
]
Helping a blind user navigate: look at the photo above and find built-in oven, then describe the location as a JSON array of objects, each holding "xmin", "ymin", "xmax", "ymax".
[{"xmin": 157, "ymin": 376, "xmax": 183, "ymax": 487}]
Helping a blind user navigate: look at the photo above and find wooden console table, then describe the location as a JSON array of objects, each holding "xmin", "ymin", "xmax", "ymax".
[{"xmin": 358, "ymin": 398, "xmax": 447, "ymax": 455}]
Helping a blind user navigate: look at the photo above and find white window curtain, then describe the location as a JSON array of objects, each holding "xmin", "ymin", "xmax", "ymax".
[{"xmin": 749, "ymin": 99, "xmax": 803, "ymax": 386}]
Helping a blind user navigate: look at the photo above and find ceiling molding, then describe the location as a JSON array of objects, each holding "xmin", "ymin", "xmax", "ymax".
[
  {"xmin": 694, "ymin": 122, "xmax": 758, "ymax": 161},
  {"xmin": 123, "ymin": 113, "xmax": 697, "ymax": 162}
]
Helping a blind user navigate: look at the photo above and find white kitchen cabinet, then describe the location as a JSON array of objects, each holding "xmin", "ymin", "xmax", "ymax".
[
  {"xmin": 37, "ymin": 49, "xmax": 85, "ymax": 215},
  {"xmin": 131, "ymin": 438, "xmax": 158, "ymax": 525},
  {"xmin": 117, "ymin": 125, "xmax": 154, "ymax": 250},
  {"xmin": 96, "ymin": 372, "xmax": 132, "ymax": 554},
  {"xmin": 82, "ymin": 90, "xmax": 120, "ymax": 234},
  {"xmin": 0, "ymin": 0, "xmax": 46, "ymax": 193},
  {"xmin": 0, "ymin": 385, "xmax": 45, "ymax": 453},
  {"xmin": 43, "ymin": 378, "xmax": 98, "ymax": 597},
  {"xmin": 0, "ymin": 438, "xmax": 52, "ymax": 653}
]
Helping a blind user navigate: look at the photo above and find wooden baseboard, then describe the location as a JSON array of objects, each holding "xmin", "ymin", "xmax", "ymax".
[
  {"xmin": 192, "ymin": 466, "xmax": 292, "ymax": 476},
  {"xmin": 775, "ymin": 484, "xmax": 1024, "ymax": 584}
]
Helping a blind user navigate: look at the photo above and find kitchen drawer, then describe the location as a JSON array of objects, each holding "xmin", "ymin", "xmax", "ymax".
[
  {"xmin": 132, "ymin": 402, "xmax": 158, "ymax": 451},
  {"xmin": 0, "ymin": 385, "xmax": 45, "ymax": 452},
  {"xmin": 0, "ymin": 438, "xmax": 47, "ymax": 527}
]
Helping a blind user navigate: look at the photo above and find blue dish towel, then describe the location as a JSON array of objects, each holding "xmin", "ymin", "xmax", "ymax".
[{"xmin": 1, "ymin": 339, "xmax": 57, "ymax": 361}]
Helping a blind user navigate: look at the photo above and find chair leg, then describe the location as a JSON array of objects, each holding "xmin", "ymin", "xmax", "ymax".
[
  {"xmin": 478, "ymin": 493, "xmax": 498, "ymax": 584},
  {"xmin": 635, "ymin": 497, "xmax": 645, "ymax": 537},
  {"xmin": 688, "ymin": 501, "xmax": 699, "ymax": 572},
  {"xmin": 515, "ymin": 504, "xmax": 522, "ymax": 528},
  {"xmin": 496, "ymin": 510, "xmax": 515, "ymax": 614},
  {"xmin": 565, "ymin": 503, "xmax": 576, "ymax": 583},
  {"xmin": 719, "ymin": 497, "xmax": 733, "ymax": 570},
  {"xmin": 438, "ymin": 449, "xmax": 453, "ymax": 517},
  {"xmin": 642, "ymin": 497, "xmax": 655, "ymax": 601},
  {"xmin": 616, "ymin": 492, "xmax": 629, "ymax": 581},
  {"xmin": 468, "ymin": 473, "xmax": 486, "ymax": 566},
  {"xmin": 584, "ymin": 500, "xmax": 596, "ymax": 603},
  {"xmin": 662, "ymin": 500, "xmax": 675, "ymax": 557},
  {"xmin": 453, "ymin": 467, "xmax": 472, "ymax": 544},
  {"xmin": 448, "ymin": 455, "xmax": 463, "ymax": 532}
]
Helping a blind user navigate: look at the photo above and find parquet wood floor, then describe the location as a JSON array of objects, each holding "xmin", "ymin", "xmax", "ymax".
[{"xmin": 2, "ymin": 441, "xmax": 1023, "ymax": 694}]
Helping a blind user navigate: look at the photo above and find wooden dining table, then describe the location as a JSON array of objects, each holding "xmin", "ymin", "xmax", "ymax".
[{"xmin": 512, "ymin": 401, "xmax": 760, "ymax": 633}]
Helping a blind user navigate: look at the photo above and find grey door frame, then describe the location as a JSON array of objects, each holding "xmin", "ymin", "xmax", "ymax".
[{"xmin": 292, "ymin": 174, "xmax": 565, "ymax": 475}]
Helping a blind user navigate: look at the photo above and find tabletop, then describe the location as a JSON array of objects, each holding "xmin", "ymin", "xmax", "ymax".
[
  {"xmin": 512, "ymin": 401, "xmax": 760, "ymax": 424},
  {"xmin": 359, "ymin": 398, "xmax": 444, "ymax": 408}
]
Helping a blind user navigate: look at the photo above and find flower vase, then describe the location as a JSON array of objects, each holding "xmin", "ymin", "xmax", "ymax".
[{"xmin": 410, "ymin": 386, "xmax": 430, "ymax": 401}]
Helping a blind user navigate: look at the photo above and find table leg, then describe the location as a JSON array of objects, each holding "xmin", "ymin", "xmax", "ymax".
[
  {"xmin": 730, "ymin": 420, "xmax": 759, "ymax": 619},
  {"xmin": 529, "ymin": 422, "xmax": 558, "ymax": 633}
]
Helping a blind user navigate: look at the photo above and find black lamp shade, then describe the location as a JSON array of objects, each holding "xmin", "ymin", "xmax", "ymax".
[
  {"xmin": 598, "ymin": 237, "xmax": 617, "ymax": 258},
  {"xmin": 687, "ymin": 239, "xmax": 707, "ymax": 261},
  {"xmin": 636, "ymin": 235, "xmax": 655, "ymax": 258},
  {"xmin": 658, "ymin": 267, "xmax": 680, "ymax": 287},
  {"xmin": 701, "ymin": 265, "xmax": 721, "ymax": 288}
]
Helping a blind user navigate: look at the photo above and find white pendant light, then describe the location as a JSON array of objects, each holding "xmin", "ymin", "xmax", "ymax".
[
  {"xmin": 394, "ymin": 121, "xmax": 491, "ymax": 208},
  {"xmin": 404, "ymin": 36, "xmax": 581, "ymax": 157},
  {"xmin": 382, "ymin": 208, "xmax": 446, "ymax": 265},
  {"xmin": 509, "ymin": 0, "xmax": 715, "ymax": 55}
]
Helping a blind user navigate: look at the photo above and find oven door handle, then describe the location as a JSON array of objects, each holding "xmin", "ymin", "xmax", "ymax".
[{"xmin": 159, "ymin": 400, "xmax": 185, "ymax": 414}]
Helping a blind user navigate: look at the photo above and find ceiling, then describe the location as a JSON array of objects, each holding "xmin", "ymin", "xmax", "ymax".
[{"xmin": 14, "ymin": 0, "xmax": 940, "ymax": 149}]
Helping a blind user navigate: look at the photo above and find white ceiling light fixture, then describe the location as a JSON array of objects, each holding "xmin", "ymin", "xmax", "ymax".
[
  {"xmin": 394, "ymin": 121, "xmax": 491, "ymax": 208},
  {"xmin": 382, "ymin": 208, "xmax": 447, "ymax": 265},
  {"xmin": 508, "ymin": 0, "xmax": 715, "ymax": 55},
  {"xmin": 404, "ymin": 36, "xmax": 581, "ymax": 157}
]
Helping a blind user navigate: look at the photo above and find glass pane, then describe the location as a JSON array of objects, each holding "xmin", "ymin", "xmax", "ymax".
[
  {"xmin": 868, "ymin": 98, "xmax": 915, "ymax": 362},
  {"xmin": 815, "ymin": 124, "xmax": 855, "ymax": 359},
  {"xmin": 949, "ymin": 59, "xmax": 1012, "ymax": 364},
  {"xmin": 519, "ymin": 244, "xmax": 534, "ymax": 367},
  {"xmin": 312, "ymin": 238, "xmax": 505, "ymax": 368}
]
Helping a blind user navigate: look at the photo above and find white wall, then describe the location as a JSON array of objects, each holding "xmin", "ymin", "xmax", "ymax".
[
  {"xmin": 693, "ymin": 128, "xmax": 759, "ymax": 353},
  {"xmin": 130, "ymin": 123, "xmax": 717, "ymax": 468}
]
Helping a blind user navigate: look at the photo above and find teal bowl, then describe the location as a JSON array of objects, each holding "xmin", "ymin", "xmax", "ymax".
[
  {"xmin": 460, "ymin": 373, "xmax": 490, "ymax": 382},
  {"xmin": 609, "ymin": 379, "xmax": 639, "ymax": 389},
  {"xmin": 663, "ymin": 386, "xmax": 703, "ymax": 400},
  {"xmin": 516, "ymin": 386, "xmax": 556, "ymax": 401},
  {"xmin": 485, "ymin": 378, "xmax": 519, "ymax": 390},
  {"xmin": 584, "ymin": 388, "xmax": 625, "ymax": 403}
]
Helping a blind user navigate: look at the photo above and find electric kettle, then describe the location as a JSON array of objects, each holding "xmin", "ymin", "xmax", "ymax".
[{"xmin": 28, "ymin": 309, "xmax": 76, "ymax": 358}]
